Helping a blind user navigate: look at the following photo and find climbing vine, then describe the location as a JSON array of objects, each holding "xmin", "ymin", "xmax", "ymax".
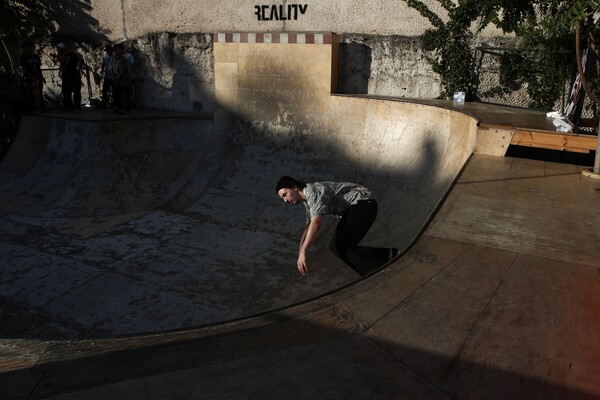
[{"xmin": 407, "ymin": 0, "xmax": 480, "ymax": 98}]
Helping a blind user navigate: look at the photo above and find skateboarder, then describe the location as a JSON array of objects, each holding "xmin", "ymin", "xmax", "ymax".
[{"xmin": 276, "ymin": 176, "xmax": 398, "ymax": 276}]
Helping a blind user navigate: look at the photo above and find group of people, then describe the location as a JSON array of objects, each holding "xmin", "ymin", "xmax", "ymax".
[
  {"xmin": 19, "ymin": 41, "xmax": 136, "ymax": 114},
  {"xmin": 99, "ymin": 43, "xmax": 136, "ymax": 114}
]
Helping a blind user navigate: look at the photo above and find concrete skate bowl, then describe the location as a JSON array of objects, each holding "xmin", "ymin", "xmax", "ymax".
[{"xmin": 0, "ymin": 99, "xmax": 477, "ymax": 338}]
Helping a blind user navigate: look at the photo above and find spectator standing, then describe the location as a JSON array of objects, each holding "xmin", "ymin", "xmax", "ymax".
[
  {"xmin": 100, "ymin": 45, "xmax": 113, "ymax": 107},
  {"xmin": 19, "ymin": 41, "xmax": 45, "ymax": 110},
  {"xmin": 123, "ymin": 46, "xmax": 136, "ymax": 107},
  {"xmin": 111, "ymin": 43, "xmax": 130, "ymax": 114},
  {"xmin": 58, "ymin": 43, "xmax": 83, "ymax": 111}
]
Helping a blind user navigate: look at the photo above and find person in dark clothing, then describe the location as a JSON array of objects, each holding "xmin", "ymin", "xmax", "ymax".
[
  {"xmin": 58, "ymin": 43, "xmax": 83, "ymax": 110},
  {"xmin": 110, "ymin": 43, "xmax": 130, "ymax": 114},
  {"xmin": 276, "ymin": 176, "xmax": 398, "ymax": 276},
  {"xmin": 19, "ymin": 41, "xmax": 45, "ymax": 110},
  {"xmin": 100, "ymin": 45, "xmax": 113, "ymax": 107}
]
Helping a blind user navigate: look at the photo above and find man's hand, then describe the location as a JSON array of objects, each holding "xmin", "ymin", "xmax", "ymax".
[
  {"xmin": 296, "ymin": 215, "xmax": 322, "ymax": 276},
  {"xmin": 297, "ymin": 251, "xmax": 308, "ymax": 275}
]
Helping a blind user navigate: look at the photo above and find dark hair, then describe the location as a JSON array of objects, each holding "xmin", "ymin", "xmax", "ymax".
[{"xmin": 275, "ymin": 176, "xmax": 306, "ymax": 193}]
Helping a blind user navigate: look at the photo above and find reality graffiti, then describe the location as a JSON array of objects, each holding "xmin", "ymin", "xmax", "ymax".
[{"xmin": 255, "ymin": 4, "xmax": 308, "ymax": 21}]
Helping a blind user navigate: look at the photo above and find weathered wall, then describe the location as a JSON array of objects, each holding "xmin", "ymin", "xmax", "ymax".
[
  {"xmin": 90, "ymin": 0, "xmax": 452, "ymax": 40},
  {"xmin": 49, "ymin": 32, "xmax": 444, "ymax": 111},
  {"xmin": 338, "ymin": 35, "xmax": 442, "ymax": 99},
  {"xmin": 213, "ymin": 33, "xmax": 478, "ymax": 251},
  {"xmin": 36, "ymin": 32, "xmax": 442, "ymax": 111},
  {"xmin": 135, "ymin": 32, "xmax": 215, "ymax": 112},
  {"xmin": 41, "ymin": 1, "xmax": 513, "ymax": 110}
]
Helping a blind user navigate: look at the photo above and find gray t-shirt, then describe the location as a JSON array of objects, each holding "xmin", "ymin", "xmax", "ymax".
[{"xmin": 303, "ymin": 181, "xmax": 374, "ymax": 220}]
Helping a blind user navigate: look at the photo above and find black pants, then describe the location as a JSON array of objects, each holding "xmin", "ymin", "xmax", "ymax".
[
  {"xmin": 62, "ymin": 79, "xmax": 81, "ymax": 109},
  {"xmin": 24, "ymin": 83, "xmax": 43, "ymax": 110},
  {"xmin": 113, "ymin": 84, "xmax": 130, "ymax": 112},
  {"xmin": 330, "ymin": 199, "xmax": 391, "ymax": 276},
  {"xmin": 101, "ymin": 78, "xmax": 113, "ymax": 106}
]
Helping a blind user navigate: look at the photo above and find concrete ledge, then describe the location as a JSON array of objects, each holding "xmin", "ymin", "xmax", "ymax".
[{"xmin": 22, "ymin": 108, "xmax": 213, "ymax": 122}]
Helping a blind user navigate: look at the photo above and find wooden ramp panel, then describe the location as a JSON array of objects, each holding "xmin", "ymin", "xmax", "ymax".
[{"xmin": 511, "ymin": 129, "xmax": 597, "ymax": 153}]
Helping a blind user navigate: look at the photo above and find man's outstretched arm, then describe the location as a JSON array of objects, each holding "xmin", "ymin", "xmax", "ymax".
[{"xmin": 297, "ymin": 214, "xmax": 322, "ymax": 275}]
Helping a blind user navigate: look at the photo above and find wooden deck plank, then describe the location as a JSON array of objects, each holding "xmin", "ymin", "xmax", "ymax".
[{"xmin": 511, "ymin": 129, "xmax": 597, "ymax": 153}]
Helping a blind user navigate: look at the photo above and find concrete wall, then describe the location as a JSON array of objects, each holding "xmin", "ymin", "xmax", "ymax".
[
  {"xmin": 134, "ymin": 32, "xmax": 215, "ymax": 112},
  {"xmin": 213, "ymin": 33, "xmax": 478, "ymax": 251},
  {"xmin": 41, "ymin": 1, "xmax": 512, "ymax": 110},
  {"xmin": 29, "ymin": 0, "xmax": 528, "ymax": 114},
  {"xmin": 338, "ymin": 35, "xmax": 441, "ymax": 99},
  {"xmin": 90, "ymin": 0, "xmax": 451, "ymax": 40},
  {"xmin": 51, "ymin": 32, "xmax": 443, "ymax": 111}
]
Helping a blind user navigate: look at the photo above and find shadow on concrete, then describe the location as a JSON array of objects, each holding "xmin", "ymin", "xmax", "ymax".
[
  {"xmin": 0, "ymin": 0, "xmax": 108, "ymax": 163},
  {"xmin": 46, "ymin": 0, "xmax": 108, "ymax": 44},
  {"xmin": 0, "ymin": 34, "xmax": 467, "ymax": 338},
  {"xmin": 0, "ymin": 110, "xmax": 446, "ymax": 339},
  {"xmin": 2, "ymin": 310, "xmax": 598, "ymax": 400},
  {"xmin": 132, "ymin": 32, "xmax": 215, "ymax": 112},
  {"xmin": 338, "ymin": 41, "xmax": 372, "ymax": 94}
]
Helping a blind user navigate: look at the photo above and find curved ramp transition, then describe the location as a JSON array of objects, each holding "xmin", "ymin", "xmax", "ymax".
[{"xmin": 0, "ymin": 98, "xmax": 476, "ymax": 337}]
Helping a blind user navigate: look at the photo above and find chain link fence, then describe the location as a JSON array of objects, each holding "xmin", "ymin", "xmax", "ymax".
[{"xmin": 473, "ymin": 46, "xmax": 598, "ymax": 135}]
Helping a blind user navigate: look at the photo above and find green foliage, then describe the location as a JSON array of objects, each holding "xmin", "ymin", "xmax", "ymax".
[
  {"xmin": 0, "ymin": 0, "xmax": 52, "ymax": 40},
  {"xmin": 412, "ymin": 0, "xmax": 481, "ymax": 98},
  {"xmin": 498, "ymin": 52, "xmax": 527, "ymax": 91},
  {"xmin": 403, "ymin": 0, "xmax": 599, "ymax": 109}
]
